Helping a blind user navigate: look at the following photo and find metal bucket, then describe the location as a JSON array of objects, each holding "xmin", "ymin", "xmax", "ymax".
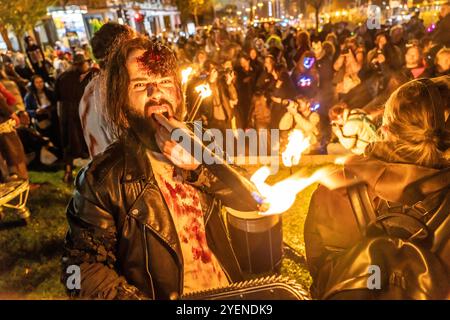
[{"xmin": 226, "ymin": 207, "xmax": 283, "ymax": 274}]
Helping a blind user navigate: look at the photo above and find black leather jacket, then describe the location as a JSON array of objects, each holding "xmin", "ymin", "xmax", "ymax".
[{"xmin": 62, "ymin": 133, "xmax": 251, "ymax": 299}]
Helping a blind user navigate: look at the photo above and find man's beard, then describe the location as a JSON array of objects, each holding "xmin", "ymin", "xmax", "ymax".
[{"xmin": 126, "ymin": 98, "xmax": 177, "ymax": 151}]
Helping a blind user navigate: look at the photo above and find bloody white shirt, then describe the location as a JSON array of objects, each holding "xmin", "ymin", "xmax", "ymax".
[{"xmin": 147, "ymin": 151, "xmax": 229, "ymax": 294}]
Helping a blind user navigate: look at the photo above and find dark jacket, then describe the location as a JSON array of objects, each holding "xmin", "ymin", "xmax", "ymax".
[
  {"xmin": 236, "ymin": 66, "xmax": 258, "ymax": 127},
  {"xmin": 62, "ymin": 133, "xmax": 247, "ymax": 300},
  {"xmin": 24, "ymin": 87, "xmax": 56, "ymax": 118},
  {"xmin": 304, "ymin": 155, "xmax": 450, "ymax": 281},
  {"xmin": 55, "ymin": 67, "xmax": 97, "ymax": 159},
  {"xmin": 432, "ymin": 13, "xmax": 450, "ymax": 47}
]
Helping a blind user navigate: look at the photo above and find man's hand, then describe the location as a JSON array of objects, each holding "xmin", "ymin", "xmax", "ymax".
[
  {"xmin": 11, "ymin": 113, "xmax": 20, "ymax": 127},
  {"xmin": 271, "ymin": 96, "xmax": 282, "ymax": 104},
  {"xmin": 287, "ymin": 103, "xmax": 297, "ymax": 114},
  {"xmin": 225, "ymin": 71, "xmax": 235, "ymax": 85},
  {"xmin": 154, "ymin": 114, "xmax": 201, "ymax": 171}
]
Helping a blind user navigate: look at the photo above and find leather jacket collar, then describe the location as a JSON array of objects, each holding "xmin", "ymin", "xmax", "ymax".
[{"xmin": 121, "ymin": 130, "xmax": 158, "ymax": 183}]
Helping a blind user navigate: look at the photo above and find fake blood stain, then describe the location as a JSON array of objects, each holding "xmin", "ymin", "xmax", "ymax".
[
  {"xmin": 135, "ymin": 42, "xmax": 177, "ymax": 76},
  {"xmin": 153, "ymin": 162, "xmax": 226, "ymax": 285}
]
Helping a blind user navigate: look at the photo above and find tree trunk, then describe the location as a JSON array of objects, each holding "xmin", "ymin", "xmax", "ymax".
[
  {"xmin": 194, "ymin": 8, "xmax": 199, "ymax": 26},
  {"xmin": 315, "ymin": 8, "xmax": 319, "ymax": 32},
  {"xmin": 0, "ymin": 26, "xmax": 13, "ymax": 51},
  {"xmin": 16, "ymin": 31, "xmax": 25, "ymax": 52}
]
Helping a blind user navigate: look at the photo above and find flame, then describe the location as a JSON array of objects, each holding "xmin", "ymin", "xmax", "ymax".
[
  {"xmin": 181, "ymin": 67, "xmax": 193, "ymax": 85},
  {"xmin": 334, "ymin": 156, "xmax": 350, "ymax": 165},
  {"xmin": 195, "ymin": 83, "xmax": 212, "ymax": 99},
  {"xmin": 251, "ymin": 166, "xmax": 330, "ymax": 215},
  {"xmin": 282, "ymin": 129, "xmax": 311, "ymax": 167}
]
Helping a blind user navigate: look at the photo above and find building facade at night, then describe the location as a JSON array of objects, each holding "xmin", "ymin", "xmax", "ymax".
[{"xmin": 0, "ymin": 0, "xmax": 181, "ymax": 51}]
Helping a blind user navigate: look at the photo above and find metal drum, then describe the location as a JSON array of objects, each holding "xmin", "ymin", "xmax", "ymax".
[{"xmin": 226, "ymin": 207, "xmax": 283, "ymax": 274}]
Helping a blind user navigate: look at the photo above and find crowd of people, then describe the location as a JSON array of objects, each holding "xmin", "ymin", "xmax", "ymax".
[
  {"xmin": 0, "ymin": 4, "xmax": 449, "ymax": 300},
  {"xmin": 1, "ymin": 5, "xmax": 449, "ymax": 184},
  {"xmin": 172, "ymin": 6, "xmax": 449, "ymax": 157},
  {"xmin": 0, "ymin": 35, "xmax": 98, "ymax": 183}
]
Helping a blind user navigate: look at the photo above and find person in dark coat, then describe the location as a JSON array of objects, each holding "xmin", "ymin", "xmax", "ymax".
[
  {"xmin": 432, "ymin": 3, "xmax": 450, "ymax": 47},
  {"xmin": 304, "ymin": 76, "xmax": 450, "ymax": 298},
  {"xmin": 24, "ymin": 75, "xmax": 60, "ymax": 149},
  {"xmin": 62, "ymin": 37, "xmax": 255, "ymax": 299},
  {"xmin": 54, "ymin": 53, "xmax": 99, "ymax": 183},
  {"xmin": 269, "ymin": 63, "xmax": 297, "ymax": 129},
  {"xmin": 13, "ymin": 53, "xmax": 35, "ymax": 81},
  {"xmin": 236, "ymin": 54, "xmax": 258, "ymax": 128},
  {"xmin": 24, "ymin": 36, "xmax": 52, "ymax": 84}
]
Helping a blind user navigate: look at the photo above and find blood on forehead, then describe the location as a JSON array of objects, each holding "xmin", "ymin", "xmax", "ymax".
[{"xmin": 136, "ymin": 44, "xmax": 177, "ymax": 76}]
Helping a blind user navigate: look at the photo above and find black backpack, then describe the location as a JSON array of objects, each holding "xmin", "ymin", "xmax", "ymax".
[{"xmin": 313, "ymin": 180, "xmax": 450, "ymax": 300}]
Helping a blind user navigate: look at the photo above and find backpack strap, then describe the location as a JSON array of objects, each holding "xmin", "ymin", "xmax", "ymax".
[
  {"xmin": 348, "ymin": 180, "xmax": 450, "ymax": 251},
  {"xmin": 424, "ymin": 189, "xmax": 450, "ymax": 253},
  {"xmin": 347, "ymin": 183, "xmax": 377, "ymax": 236}
]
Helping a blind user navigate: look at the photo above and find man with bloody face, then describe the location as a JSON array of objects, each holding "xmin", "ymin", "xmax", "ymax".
[{"xmin": 62, "ymin": 37, "xmax": 254, "ymax": 299}]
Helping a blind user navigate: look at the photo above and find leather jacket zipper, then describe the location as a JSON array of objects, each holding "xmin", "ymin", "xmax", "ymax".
[
  {"xmin": 142, "ymin": 224, "xmax": 156, "ymax": 299},
  {"xmin": 142, "ymin": 181, "xmax": 185, "ymax": 297}
]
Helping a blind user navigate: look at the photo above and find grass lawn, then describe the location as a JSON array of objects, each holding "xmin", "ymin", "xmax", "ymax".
[{"xmin": 0, "ymin": 166, "xmax": 322, "ymax": 299}]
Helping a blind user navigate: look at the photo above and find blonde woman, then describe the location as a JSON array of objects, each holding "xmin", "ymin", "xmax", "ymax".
[{"xmin": 305, "ymin": 76, "xmax": 450, "ymax": 299}]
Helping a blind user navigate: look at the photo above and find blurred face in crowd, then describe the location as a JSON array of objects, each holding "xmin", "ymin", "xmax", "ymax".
[
  {"xmin": 27, "ymin": 37, "xmax": 36, "ymax": 46},
  {"xmin": 15, "ymin": 54, "xmax": 26, "ymax": 67},
  {"xmin": 264, "ymin": 56, "xmax": 275, "ymax": 74},
  {"xmin": 405, "ymin": 46, "xmax": 421, "ymax": 68},
  {"xmin": 197, "ymin": 51, "xmax": 207, "ymax": 65},
  {"xmin": 240, "ymin": 57, "xmax": 251, "ymax": 70},
  {"xmin": 436, "ymin": 51, "xmax": 450, "ymax": 73},
  {"xmin": 75, "ymin": 61, "xmax": 90, "ymax": 74},
  {"xmin": 222, "ymin": 60, "xmax": 233, "ymax": 70},
  {"xmin": 296, "ymin": 98, "xmax": 310, "ymax": 115},
  {"xmin": 33, "ymin": 76, "xmax": 45, "ymax": 91},
  {"xmin": 377, "ymin": 35, "xmax": 387, "ymax": 49},
  {"xmin": 249, "ymin": 48, "xmax": 257, "ymax": 60},
  {"xmin": 126, "ymin": 49, "xmax": 180, "ymax": 131},
  {"xmin": 209, "ymin": 68, "xmax": 219, "ymax": 83},
  {"xmin": 311, "ymin": 41, "xmax": 323, "ymax": 57}
]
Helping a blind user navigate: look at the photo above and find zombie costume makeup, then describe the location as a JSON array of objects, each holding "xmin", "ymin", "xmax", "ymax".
[{"xmin": 63, "ymin": 37, "xmax": 250, "ymax": 300}]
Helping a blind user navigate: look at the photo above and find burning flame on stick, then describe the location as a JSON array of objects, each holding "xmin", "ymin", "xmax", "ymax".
[
  {"xmin": 187, "ymin": 83, "xmax": 212, "ymax": 121},
  {"xmin": 248, "ymin": 129, "xmax": 316, "ymax": 215},
  {"xmin": 251, "ymin": 166, "xmax": 331, "ymax": 215},
  {"xmin": 194, "ymin": 83, "xmax": 212, "ymax": 99},
  {"xmin": 250, "ymin": 154, "xmax": 353, "ymax": 215},
  {"xmin": 282, "ymin": 129, "xmax": 311, "ymax": 167},
  {"xmin": 181, "ymin": 67, "xmax": 193, "ymax": 85}
]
